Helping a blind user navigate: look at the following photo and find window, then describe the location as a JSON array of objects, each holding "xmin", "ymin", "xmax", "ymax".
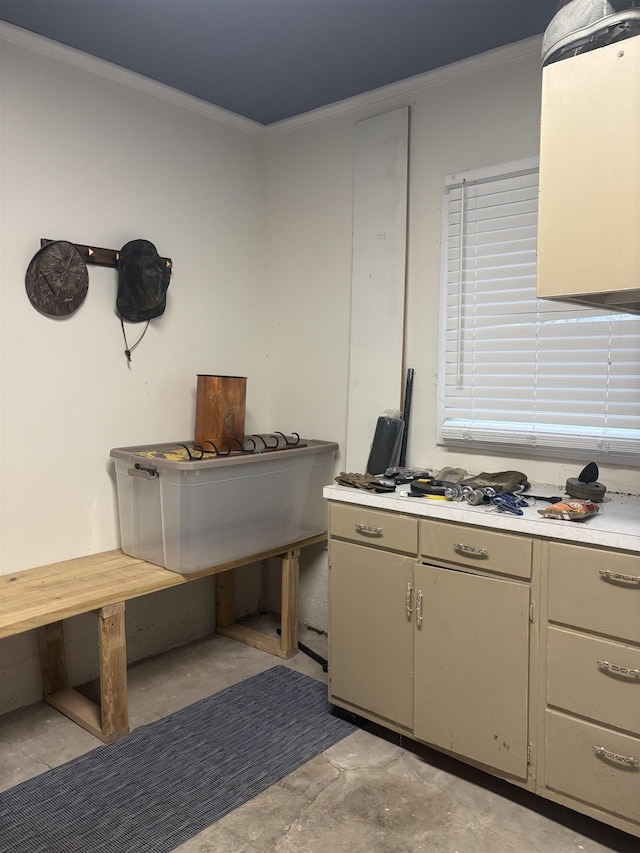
[{"xmin": 438, "ymin": 158, "xmax": 640, "ymax": 464}]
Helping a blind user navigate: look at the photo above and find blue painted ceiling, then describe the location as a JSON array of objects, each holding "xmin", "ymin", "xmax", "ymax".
[{"xmin": 0, "ymin": 0, "xmax": 560, "ymax": 124}]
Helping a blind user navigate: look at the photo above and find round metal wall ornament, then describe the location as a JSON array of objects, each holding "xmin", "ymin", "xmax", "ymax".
[{"xmin": 25, "ymin": 240, "xmax": 89, "ymax": 317}]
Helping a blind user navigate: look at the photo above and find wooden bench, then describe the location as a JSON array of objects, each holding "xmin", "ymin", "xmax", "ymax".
[{"xmin": 0, "ymin": 534, "xmax": 326, "ymax": 743}]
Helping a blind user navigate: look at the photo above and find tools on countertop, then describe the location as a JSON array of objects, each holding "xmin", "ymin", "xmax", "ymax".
[
  {"xmin": 407, "ymin": 477, "xmax": 531, "ymax": 515},
  {"xmin": 406, "ymin": 469, "xmax": 532, "ymax": 509},
  {"xmin": 565, "ymin": 462, "xmax": 607, "ymax": 502},
  {"xmin": 334, "ymin": 472, "xmax": 396, "ymax": 493},
  {"xmin": 335, "ymin": 461, "xmax": 606, "ymax": 522},
  {"xmin": 384, "ymin": 466, "xmax": 435, "ymax": 484}
]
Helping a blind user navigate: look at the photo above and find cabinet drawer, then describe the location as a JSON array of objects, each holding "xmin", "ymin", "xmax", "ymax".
[
  {"xmin": 545, "ymin": 710, "xmax": 640, "ymax": 824},
  {"xmin": 547, "ymin": 627, "xmax": 640, "ymax": 735},
  {"xmin": 329, "ymin": 503, "xmax": 417, "ymax": 555},
  {"xmin": 419, "ymin": 519, "xmax": 532, "ymax": 579},
  {"xmin": 548, "ymin": 543, "xmax": 640, "ymax": 643}
]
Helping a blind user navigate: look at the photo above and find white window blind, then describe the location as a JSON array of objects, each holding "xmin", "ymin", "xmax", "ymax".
[{"xmin": 438, "ymin": 159, "xmax": 640, "ymax": 464}]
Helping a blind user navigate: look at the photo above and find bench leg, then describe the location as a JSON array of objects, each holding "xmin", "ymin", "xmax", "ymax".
[
  {"xmin": 38, "ymin": 603, "xmax": 129, "ymax": 743},
  {"xmin": 38, "ymin": 621, "xmax": 68, "ymax": 694},
  {"xmin": 215, "ymin": 569, "xmax": 235, "ymax": 628},
  {"xmin": 279, "ymin": 548, "xmax": 300, "ymax": 656},
  {"xmin": 98, "ymin": 601, "xmax": 129, "ymax": 740},
  {"xmin": 215, "ymin": 549, "xmax": 300, "ymax": 659}
]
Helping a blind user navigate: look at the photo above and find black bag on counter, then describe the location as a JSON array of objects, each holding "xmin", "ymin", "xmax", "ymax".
[{"xmin": 366, "ymin": 416, "xmax": 404, "ymax": 476}]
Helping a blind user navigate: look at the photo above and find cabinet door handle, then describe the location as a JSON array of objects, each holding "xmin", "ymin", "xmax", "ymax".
[
  {"xmin": 454, "ymin": 543, "xmax": 488, "ymax": 558},
  {"xmin": 416, "ymin": 590, "xmax": 423, "ymax": 627},
  {"xmin": 355, "ymin": 523, "xmax": 383, "ymax": 536},
  {"xmin": 406, "ymin": 583, "xmax": 413, "ymax": 619},
  {"xmin": 597, "ymin": 660, "xmax": 640, "ymax": 679},
  {"xmin": 599, "ymin": 569, "xmax": 640, "ymax": 584},
  {"xmin": 593, "ymin": 745, "xmax": 639, "ymax": 768}
]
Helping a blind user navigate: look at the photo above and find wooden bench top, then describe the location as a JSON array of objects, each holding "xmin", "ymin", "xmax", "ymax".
[
  {"xmin": 0, "ymin": 551, "xmax": 181, "ymax": 639},
  {"xmin": 0, "ymin": 535, "xmax": 326, "ymax": 640}
]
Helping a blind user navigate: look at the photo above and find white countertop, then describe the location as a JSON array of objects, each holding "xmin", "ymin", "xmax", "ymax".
[{"xmin": 323, "ymin": 484, "xmax": 640, "ymax": 553}]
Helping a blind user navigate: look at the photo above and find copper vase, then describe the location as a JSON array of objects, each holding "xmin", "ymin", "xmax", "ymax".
[{"xmin": 195, "ymin": 374, "xmax": 247, "ymax": 451}]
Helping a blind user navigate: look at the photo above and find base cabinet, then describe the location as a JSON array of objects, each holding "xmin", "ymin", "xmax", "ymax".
[
  {"xmin": 414, "ymin": 564, "xmax": 530, "ymax": 779},
  {"xmin": 539, "ymin": 541, "xmax": 640, "ymax": 834},
  {"xmin": 328, "ymin": 503, "xmax": 532, "ymax": 783},
  {"xmin": 328, "ymin": 499, "xmax": 640, "ymax": 839}
]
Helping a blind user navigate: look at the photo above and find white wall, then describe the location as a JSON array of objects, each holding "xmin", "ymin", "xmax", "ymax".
[
  {"xmin": 2, "ymin": 29, "xmax": 638, "ymax": 712},
  {"xmin": 264, "ymin": 42, "xmax": 640, "ymax": 629},
  {"xmin": 0, "ymin": 37, "xmax": 270, "ymax": 574},
  {"xmin": 266, "ymin": 42, "xmax": 640, "ymax": 493},
  {"xmin": 264, "ymin": 117, "xmax": 355, "ymax": 453},
  {"xmin": 0, "ymin": 30, "xmax": 269, "ymax": 710}
]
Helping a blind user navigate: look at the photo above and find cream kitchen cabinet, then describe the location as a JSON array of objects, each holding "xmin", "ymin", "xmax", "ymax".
[
  {"xmin": 328, "ymin": 504, "xmax": 416, "ymax": 731},
  {"xmin": 326, "ymin": 489, "xmax": 640, "ymax": 838},
  {"xmin": 415, "ymin": 518, "xmax": 533, "ymax": 780},
  {"xmin": 328, "ymin": 503, "xmax": 535, "ymax": 783},
  {"xmin": 539, "ymin": 541, "xmax": 640, "ymax": 834},
  {"xmin": 537, "ymin": 35, "xmax": 640, "ymax": 314}
]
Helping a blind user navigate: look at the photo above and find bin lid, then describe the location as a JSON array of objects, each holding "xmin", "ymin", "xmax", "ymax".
[{"xmin": 110, "ymin": 438, "xmax": 338, "ymax": 470}]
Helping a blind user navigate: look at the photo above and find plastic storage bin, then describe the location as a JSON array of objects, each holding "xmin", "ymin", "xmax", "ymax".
[{"xmin": 110, "ymin": 439, "xmax": 338, "ymax": 573}]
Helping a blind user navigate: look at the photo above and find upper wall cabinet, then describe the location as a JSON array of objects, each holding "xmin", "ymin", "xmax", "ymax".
[{"xmin": 537, "ymin": 35, "xmax": 640, "ymax": 315}]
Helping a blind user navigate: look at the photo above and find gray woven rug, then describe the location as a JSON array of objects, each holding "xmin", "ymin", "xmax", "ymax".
[{"xmin": 0, "ymin": 665, "xmax": 356, "ymax": 853}]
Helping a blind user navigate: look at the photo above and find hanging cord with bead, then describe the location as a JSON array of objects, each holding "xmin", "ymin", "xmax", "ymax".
[{"xmin": 120, "ymin": 316, "xmax": 149, "ymax": 363}]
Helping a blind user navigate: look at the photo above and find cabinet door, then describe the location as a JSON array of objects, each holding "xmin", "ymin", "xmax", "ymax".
[
  {"xmin": 329, "ymin": 539, "xmax": 414, "ymax": 729},
  {"xmin": 537, "ymin": 35, "xmax": 640, "ymax": 308},
  {"xmin": 414, "ymin": 564, "xmax": 530, "ymax": 779}
]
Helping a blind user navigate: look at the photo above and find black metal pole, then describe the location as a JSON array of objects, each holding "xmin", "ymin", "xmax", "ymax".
[
  {"xmin": 276, "ymin": 629, "xmax": 328, "ymax": 672},
  {"xmin": 399, "ymin": 368, "xmax": 414, "ymax": 467}
]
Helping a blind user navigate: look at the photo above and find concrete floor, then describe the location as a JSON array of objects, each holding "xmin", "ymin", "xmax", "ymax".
[{"xmin": 0, "ymin": 622, "xmax": 637, "ymax": 853}]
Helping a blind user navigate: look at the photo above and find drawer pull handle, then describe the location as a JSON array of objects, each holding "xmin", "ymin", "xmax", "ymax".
[
  {"xmin": 355, "ymin": 523, "xmax": 383, "ymax": 536},
  {"xmin": 599, "ymin": 569, "xmax": 640, "ymax": 584},
  {"xmin": 406, "ymin": 583, "xmax": 413, "ymax": 619},
  {"xmin": 454, "ymin": 543, "xmax": 488, "ymax": 558},
  {"xmin": 416, "ymin": 590, "xmax": 423, "ymax": 627},
  {"xmin": 593, "ymin": 746, "xmax": 639, "ymax": 767},
  {"xmin": 597, "ymin": 660, "xmax": 640, "ymax": 679}
]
